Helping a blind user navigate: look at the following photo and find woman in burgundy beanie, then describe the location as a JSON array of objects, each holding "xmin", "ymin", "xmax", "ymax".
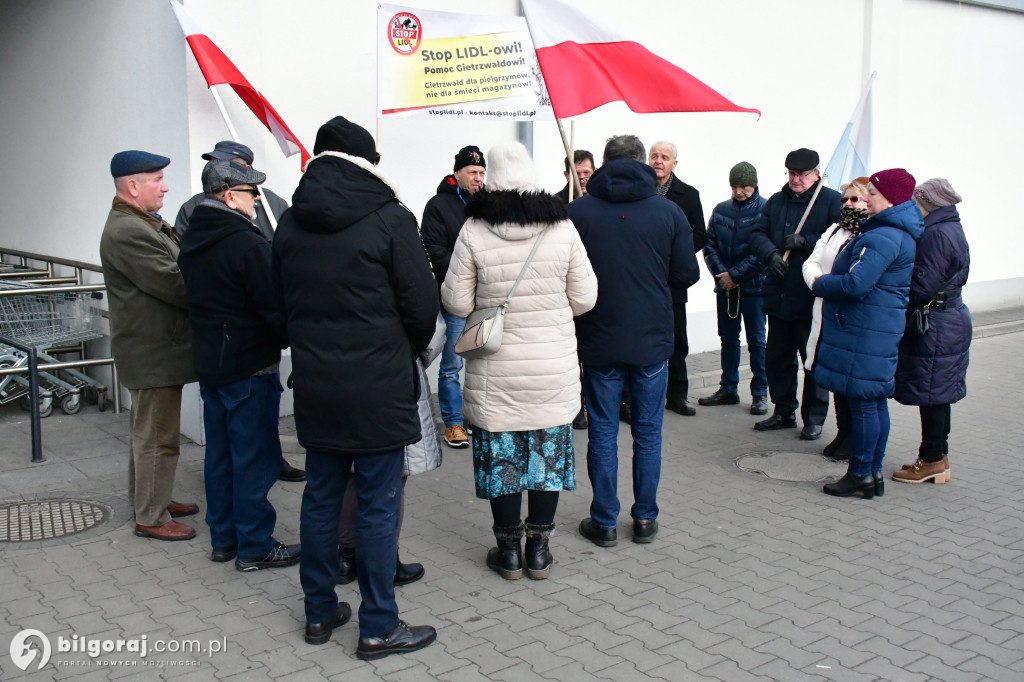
[{"xmin": 809, "ymin": 168, "xmax": 923, "ymax": 499}]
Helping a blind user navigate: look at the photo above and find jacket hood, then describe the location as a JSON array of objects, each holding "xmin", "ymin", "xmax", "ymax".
[
  {"xmin": 435, "ymin": 174, "xmax": 464, "ymax": 197},
  {"xmin": 290, "ymin": 152, "xmax": 402, "ymax": 234},
  {"xmin": 178, "ymin": 201, "xmax": 261, "ymax": 255},
  {"xmin": 585, "ymin": 158, "xmax": 658, "ymax": 203},
  {"xmin": 923, "ymin": 203, "xmax": 960, "ymax": 228},
  {"xmin": 862, "ymin": 199, "xmax": 925, "ymax": 240},
  {"xmin": 465, "ymin": 189, "xmax": 567, "ymax": 240}
]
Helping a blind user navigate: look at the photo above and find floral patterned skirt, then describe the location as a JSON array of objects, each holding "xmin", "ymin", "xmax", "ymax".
[{"xmin": 472, "ymin": 424, "xmax": 575, "ymax": 500}]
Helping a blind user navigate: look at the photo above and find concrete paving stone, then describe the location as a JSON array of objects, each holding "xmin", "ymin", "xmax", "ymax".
[
  {"xmin": 670, "ymin": 601, "xmax": 737, "ymax": 636},
  {"xmin": 855, "ymin": 633, "xmax": 932, "ymax": 671},
  {"xmin": 192, "ymin": 612, "xmax": 263, "ymax": 639},
  {"xmin": 38, "ymin": 595, "xmax": 101, "ymax": 620},
  {"xmin": 712, "ymin": 601, "xmax": 780, "ymax": 632},
  {"xmin": 952, "ymin": 632, "xmax": 1024, "ymax": 669},
  {"xmin": 593, "ymin": 660, "xmax": 674, "ymax": 682},
  {"xmin": 403, "ymin": 640, "xmax": 472, "ymax": 678},
  {"xmin": 224, "ymin": 594, "xmax": 291, "ymax": 622},
  {"xmin": 515, "ymin": 622, "xmax": 585, "ymax": 653},
  {"xmin": 383, "ymin": 661, "xmax": 448, "ymax": 681},
  {"xmin": 650, "ymin": 638, "xmax": 728, "ymax": 676},
  {"xmin": 536, "ymin": 661, "xmax": 599, "ymax": 681},
  {"xmin": 435, "ymin": 663, "xmax": 489, "ymax": 681},
  {"xmin": 761, "ymin": 583, "xmax": 831, "ymax": 613},
  {"xmin": 751, "ymin": 633, "xmax": 833, "ymax": 672},
  {"xmin": 622, "ymin": 599, "xmax": 694, "ymax": 632},
  {"xmin": 594, "ymin": 568, "xmax": 672, "ymax": 599},
  {"xmin": 518, "ymin": 601, "xmax": 593, "ymax": 632},
  {"xmin": 245, "ymin": 645, "xmax": 317, "ymax": 678},
  {"xmin": 575, "ymin": 600, "xmax": 643, "ymax": 633},
  {"xmin": 294, "ymin": 642, "xmax": 369, "ymax": 678},
  {"xmin": 470, "ymin": 621, "xmax": 541, "ymax": 655},
  {"xmin": 903, "ymin": 654, "xmax": 986, "ymax": 681},
  {"xmin": 899, "ymin": 631, "xmax": 977, "ymax": 668},
  {"xmin": 959, "ymin": 653, "xmax": 1024, "ymax": 680},
  {"xmin": 453, "ymin": 640, "xmax": 523, "ymax": 676},
  {"xmin": 502, "ymin": 641, "xmax": 576, "ymax": 674},
  {"xmin": 138, "ymin": 594, "xmax": 199, "ymax": 621},
  {"xmin": 564, "ymin": 618, "xmax": 634, "ymax": 652},
  {"xmin": 704, "ymin": 636, "xmax": 777, "ymax": 673},
  {"xmin": 707, "ymin": 617, "xmax": 778, "ymax": 651},
  {"xmin": 700, "ymin": 659, "xmax": 778, "ymax": 682},
  {"xmin": 436, "ymin": 606, "xmax": 502, "ymax": 635},
  {"xmin": 603, "ymin": 640, "xmax": 679, "ymax": 674}
]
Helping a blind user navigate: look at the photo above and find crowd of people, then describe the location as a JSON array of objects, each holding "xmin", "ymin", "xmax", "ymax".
[{"xmin": 97, "ymin": 116, "xmax": 972, "ymax": 661}]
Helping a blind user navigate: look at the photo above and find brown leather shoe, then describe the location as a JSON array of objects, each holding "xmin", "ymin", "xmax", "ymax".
[
  {"xmin": 167, "ymin": 501, "xmax": 200, "ymax": 518},
  {"xmin": 134, "ymin": 520, "xmax": 197, "ymax": 541},
  {"xmin": 892, "ymin": 458, "xmax": 948, "ymax": 484}
]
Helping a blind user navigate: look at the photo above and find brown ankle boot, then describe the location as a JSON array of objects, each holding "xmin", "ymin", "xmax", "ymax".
[{"xmin": 892, "ymin": 458, "xmax": 947, "ymax": 484}]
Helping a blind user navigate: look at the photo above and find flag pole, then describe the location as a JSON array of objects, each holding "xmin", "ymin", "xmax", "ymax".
[
  {"xmin": 556, "ymin": 119, "xmax": 582, "ymax": 199},
  {"xmin": 782, "ymin": 174, "xmax": 827, "ymax": 262},
  {"xmin": 209, "ymin": 86, "xmax": 241, "ymax": 143},
  {"xmin": 568, "ymin": 120, "xmax": 576, "ymax": 202}
]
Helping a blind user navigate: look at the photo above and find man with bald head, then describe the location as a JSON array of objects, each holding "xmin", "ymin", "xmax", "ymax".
[
  {"xmin": 100, "ymin": 151, "xmax": 198, "ymax": 542},
  {"xmin": 648, "ymin": 141, "xmax": 706, "ymax": 417}
]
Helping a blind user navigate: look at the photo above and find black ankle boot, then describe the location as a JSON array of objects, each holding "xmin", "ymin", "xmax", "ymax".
[
  {"xmin": 823, "ymin": 430, "xmax": 851, "ymax": 459},
  {"xmin": 337, "ymin": 547, "xmax": 356, "ymax": 585},
  {"xmin": 486, "ymin": 524, "xmax": 524, "ymax": 580},
  {"xmin": 872, "ymin": 472, "xmax": 885, "ymax": 497},
  {"xmin": 823, "ymin": 472, "xmax": 876, "ymax": 499},
  {"xmin": 523, "ymin": 522, "xmax": 555, "ymax": 580}
]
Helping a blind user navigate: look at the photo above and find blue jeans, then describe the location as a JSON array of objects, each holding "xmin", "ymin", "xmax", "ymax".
[
  {"xmin": 583, "ymin": 360, "xmax": 668, "ymax": 529},
  {"xmin": 438, "ymin": 310, "xmax": 466, "ymax": 426},
  {"xmin": 716, "ymin": 290, "xmax": 767, "ymax": 395},
  {"xmin": 300, "ymin": 448, "xmax": 403, "ymax": 638},
  {"xmin": 200, "ymin": 373, "xmax": 283, "ymax": 559},
  {"xmin": 847, "ymin": 397, "xmax": 890, "ymax": 477}
]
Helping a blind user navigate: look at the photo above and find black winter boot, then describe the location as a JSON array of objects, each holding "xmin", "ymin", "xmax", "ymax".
[
  {"xmin": 486, "ymin": 524, "xmax": 524, "ymax": 580},
  {"xmin": 523, "ymin": 523, "xmax": 555, "ymax": 580}
]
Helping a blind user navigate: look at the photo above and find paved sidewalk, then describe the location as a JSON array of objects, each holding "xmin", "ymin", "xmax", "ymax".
[{"xmin": 1, "ymin": 308, "xmax": 1022, "ymax": 680}]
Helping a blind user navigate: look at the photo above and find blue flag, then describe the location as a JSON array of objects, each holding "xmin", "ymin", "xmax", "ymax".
[{"xmin": 825, "ymin": 71, "xmax": 876, "ymax": 187}]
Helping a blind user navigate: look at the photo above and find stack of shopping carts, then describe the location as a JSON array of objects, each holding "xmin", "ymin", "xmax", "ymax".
[{"xmin": 0, "ymin": 280, "xmax": 109, "ymax": 416}]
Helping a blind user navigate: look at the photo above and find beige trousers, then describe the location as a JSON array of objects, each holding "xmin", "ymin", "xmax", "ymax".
[{"xmin": 128, "ymin": 386, "xmax": 183, "ymax": 526}]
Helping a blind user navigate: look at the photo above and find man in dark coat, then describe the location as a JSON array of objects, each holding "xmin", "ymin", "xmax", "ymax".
[
  {"xmin": 569, "ymin": 134, "xmax": 700, "ymax": 548},
  {"xmin": 420, "ymin": 145, "xmax": 485, "ymax": 449},
  {"xmin": 649, "ymin": 141, "xmax": 707, "ymax": 416},
  {"xmin": 174, "ymin": 140, "xmax": 304, "ymax": 483},
  {"xmin": 556, "ymin": 149, "xmax": 595, "ymax": 203},
  {"xmin": 748, "ymin": 148, "xmax": 841, "ymax": 439},
  {"xmin": 273, "ymin": 116, "xmax": 438, "ymax": 660},
  {"xmin": 178, "ymin": 159, "xmax": 297, "ymax": 572},
  {"xmin": 698, "ymin": 162, "xmax": 769, "ymax": 415}
]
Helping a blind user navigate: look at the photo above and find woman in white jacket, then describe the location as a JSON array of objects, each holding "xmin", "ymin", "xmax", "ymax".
[
  {"xmin": 803, "ymin": 177, "xmax": 870, "ymax": 459},
  {"xmin": 441, "ymin": 141, "xmax": 598, "ymax": 580}
]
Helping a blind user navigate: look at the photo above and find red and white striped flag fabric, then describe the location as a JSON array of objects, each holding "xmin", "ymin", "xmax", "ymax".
[
  {"xmin": 522, "ymin": 0, "xmax": 760, "ymax": 120},
  {"xmin": 168, "ymin": 0, "xmax": 310, "ymax": 168}
]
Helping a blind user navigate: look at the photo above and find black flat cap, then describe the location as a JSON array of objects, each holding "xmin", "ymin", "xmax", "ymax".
[{"xmin": 110, "ymin": 150, "xmax": 170, "ymax": 178}]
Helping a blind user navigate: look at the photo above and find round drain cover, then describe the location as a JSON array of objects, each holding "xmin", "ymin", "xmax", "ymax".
[
  {"xmin": 736, "ymin": 451, "xmax": 847, "ymax": 483},
  {"xmin": 0, "ymin": 499, "xmax": 111, "ymax": 542}
]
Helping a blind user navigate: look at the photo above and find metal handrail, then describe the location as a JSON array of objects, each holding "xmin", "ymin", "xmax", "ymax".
[
  {"xmin": 0, "ymin": 333, "xmax": 44, "ymax": 462},
  {"xmin": 0, "ymin": 247, "xmax": 103, "ymax": 274},
  {"xmin": 0, "ymin": 284, "xmax": 106, "ymax": 297}
]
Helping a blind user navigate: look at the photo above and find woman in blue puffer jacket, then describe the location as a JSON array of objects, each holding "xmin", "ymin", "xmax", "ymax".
[{"xmin": 810, "ymin": 169, "xmax": 922, "ymax": 499}]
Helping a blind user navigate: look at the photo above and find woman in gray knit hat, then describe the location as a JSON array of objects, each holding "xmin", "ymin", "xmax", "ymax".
[{"xmin": 892, "ymin": 178, "xmax": 971, "ymax": 484}]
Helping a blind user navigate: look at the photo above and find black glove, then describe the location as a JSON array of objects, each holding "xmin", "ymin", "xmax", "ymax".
[
  {"xmin": 767, "ymin": 252, "xmax": 789, "ymax": 279},
  {"xmin": 784, "ymin": 233, "xmax": 808, "ymax": 252}
]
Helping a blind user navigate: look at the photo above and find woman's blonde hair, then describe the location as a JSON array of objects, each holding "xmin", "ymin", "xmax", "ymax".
[{"xmin": 840, "ymin": 176, "xmax": 870, "ymax": 198}]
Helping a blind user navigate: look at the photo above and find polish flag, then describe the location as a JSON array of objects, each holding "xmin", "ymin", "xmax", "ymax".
[
  {"xmin": 168, "ymin": 0, "xmax": 310, "ymax": 168},
  {"xmin": 522, "ymin": 0, "xmax": 759, "ymax": 120}
]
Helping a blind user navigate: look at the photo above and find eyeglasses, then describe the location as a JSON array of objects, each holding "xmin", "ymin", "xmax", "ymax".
[
  {"xmin": 787, "ymin": 170, "xmax": 817, "ymax": 179},
  {"xmin": 841, "ymin": 196, "xmax": 865, "ymax": 203},
  {"xmin": 229, "ymin": 186, "xmax": 260, "ymax": 197}
]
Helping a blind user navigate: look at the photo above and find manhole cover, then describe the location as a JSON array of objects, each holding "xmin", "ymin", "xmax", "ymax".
[
  {"xmin": 736, "ymin": 451, "xmax": 847, "ymax": 483},
  {"xmin": 0, "ymin": 499, "xmax": 111, "ymax": 542}
]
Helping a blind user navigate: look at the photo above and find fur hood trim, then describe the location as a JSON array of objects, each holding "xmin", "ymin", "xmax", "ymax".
[{"xmin": 306, "ymin": 150, "xmax": 402, "ymax": 202}]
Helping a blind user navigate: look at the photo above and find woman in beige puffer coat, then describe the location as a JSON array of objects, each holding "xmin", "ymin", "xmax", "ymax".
[{"xmin": 441, "ymin": 141, "xmax": 597, "ymax": 581}]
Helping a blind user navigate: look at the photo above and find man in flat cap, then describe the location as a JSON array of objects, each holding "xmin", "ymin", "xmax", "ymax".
[
  {"xmin": 420, "ymin": 144, "xmax": 486, "ymax": 450},
  {"xmin": 749, "ymin": 148, "xmax": 841, "ymax": 440},
  {"xmin": 100, "ymin": 150, "xmax": 198, "ymax": 541},
  {"xmin": 274, "ymin": 116, "xmax": 438, "ymax": 659},
  {"xmin": 178, "ymin": 160, "xmax": 298, "ymax": 571},
  {"xmin": 175, "ymin": 140, "xmax": 304, "ymax": 483}
]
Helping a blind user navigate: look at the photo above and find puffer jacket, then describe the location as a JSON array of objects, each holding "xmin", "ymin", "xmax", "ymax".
[
  {"xmin": 811, "ymin": 200, "xmax": 923, "ymax": 400},
  {"xmin": 704, "ymin": 189, "xmax": 768, "ymax": 295},
  {"xmin": 749, "ymin": 181, "xmax": 842, "ymax": 320},
  {"xmin": 894, "ymin": 204, "xmax": 971, "ymax": 406},
  {"xmin": 273, "ymin": 151, "xmax": 439, "ymax": 455},
  {"xmin": 802, "ymin": 222, "xmax": 857, "ymax": 369},
  {"xmin": 441, "ymin": 189, "xmax": 598, "ymax": 432}
]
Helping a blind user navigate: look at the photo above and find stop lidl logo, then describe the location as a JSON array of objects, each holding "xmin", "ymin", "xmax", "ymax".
[{"xmin": 388, "ymin": 13, "xmax": 421, "ymax": 55}]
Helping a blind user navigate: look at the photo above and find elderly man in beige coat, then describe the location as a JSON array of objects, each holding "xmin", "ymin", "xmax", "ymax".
[
  {"xmin": 100, "ymin": 150, "xmax": 197, "ymax": 541},
  {"xmin": 442, "ymin": 141, "xmax": 598, "ymax": 582}
]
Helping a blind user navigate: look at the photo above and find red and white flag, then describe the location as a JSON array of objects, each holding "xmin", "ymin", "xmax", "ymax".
[
  {"xmin": 168, "ymin": 0, "xmax": 310, "ymax": 168},
  {"xmin": 522, "ymin": 0, "xmax": 759, "ymax": 120}
]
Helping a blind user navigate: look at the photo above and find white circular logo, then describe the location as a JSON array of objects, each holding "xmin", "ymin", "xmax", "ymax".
[{"xmin": 10, "ymin": 629, "xmax": 51, "ymax": 671}]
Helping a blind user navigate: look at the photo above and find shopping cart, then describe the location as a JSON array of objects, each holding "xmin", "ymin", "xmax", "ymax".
[{"xmin": 0, "ymin": 280, "xmax": 108, "ymax": 415}]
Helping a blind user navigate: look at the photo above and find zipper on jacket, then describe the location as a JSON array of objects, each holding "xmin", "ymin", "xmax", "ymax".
[
  {"xmin": 848, "ymin": 246, "xmax": 867, "ymax": 273},
  {"xmin": 219, "ymin": 324, "xmax": 229, "ymax": 369}
]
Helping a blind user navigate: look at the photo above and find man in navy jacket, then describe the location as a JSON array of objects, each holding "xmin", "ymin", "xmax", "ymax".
[
  {"xmin": 748, "ymin": 148, "xmax": 841, "ymax": 440},
  {"xmin": 569, "ymin": 135, "xmax": 700, "ymax": 548}
]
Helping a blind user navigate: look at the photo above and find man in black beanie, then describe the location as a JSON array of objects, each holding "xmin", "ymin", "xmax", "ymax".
[
  {"xmin": 748, "ymin": 148, "xmax": 841, "ymax": 439},
  {"xmin": 273, "ymin": 115, "xmax": 438, "ymax": 660},
  {"xmin": 420, "ymin": 144, "xmax": 486, "ymax": 449}
]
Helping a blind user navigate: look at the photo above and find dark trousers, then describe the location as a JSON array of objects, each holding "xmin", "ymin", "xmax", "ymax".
[
  {"xmin": 833, "ymin": 392, "xmax": 851, "ymax": 433},
  {"xmin": 300, "ymin": 449, "xmax": 403, "ymax": 638},
  {"xmin": 666, "ymin": 301, "xmax": 689, "ymax": 402},
  {"xmin": 764, "ymin": 316, "xmax": 828, "ymax": 425},
  {"xmin": 919, "ymin": 404, "xmax": 951, "ymax": 462}
]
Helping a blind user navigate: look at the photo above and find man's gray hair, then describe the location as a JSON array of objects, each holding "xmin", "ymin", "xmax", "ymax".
[
  {"xmin": 650, "ymin": 141, "xmax": 677, "ymax": 160},
  {"xmin": 603, "ymin": 135, "xmax": 646, "ymax": 164}
]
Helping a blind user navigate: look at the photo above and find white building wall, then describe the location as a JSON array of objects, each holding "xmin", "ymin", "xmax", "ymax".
[{"xmin": 0, "ymin": 0, "xmax": 1021, "ymax": 435}]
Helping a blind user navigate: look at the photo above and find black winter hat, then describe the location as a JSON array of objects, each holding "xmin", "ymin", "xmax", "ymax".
[
  {"xmin": 313, "ymin": 116, "xmax": 378, "ymax": 163},
  {"xmin": 785, "ymin": 148, "xmax": 819, "ymax": 172},
  {"xmin": 453, "ymin": 145, "xmax": 485, "ymax": 172}
]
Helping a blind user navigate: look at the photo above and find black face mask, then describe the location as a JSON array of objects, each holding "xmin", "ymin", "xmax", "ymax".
[{"xmin": 840, "ymin": 205, "xmax": 870, "ymax": 234}]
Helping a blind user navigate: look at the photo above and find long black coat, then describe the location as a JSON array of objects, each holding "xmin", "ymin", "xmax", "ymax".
[
  {"xmin": 894, "ymin": 205, "xmax": 971, "ymax": 406},
  {"xmin": 661, "ymin": 173, "xmax": 706, "ymax": 303},
  {"xmin": 273, "ymin": 154, "xmax": 439, "ymax": 455},
  {"xmin": 749, "ymin": 181, "xmax": 842, "ymax": 320}
]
